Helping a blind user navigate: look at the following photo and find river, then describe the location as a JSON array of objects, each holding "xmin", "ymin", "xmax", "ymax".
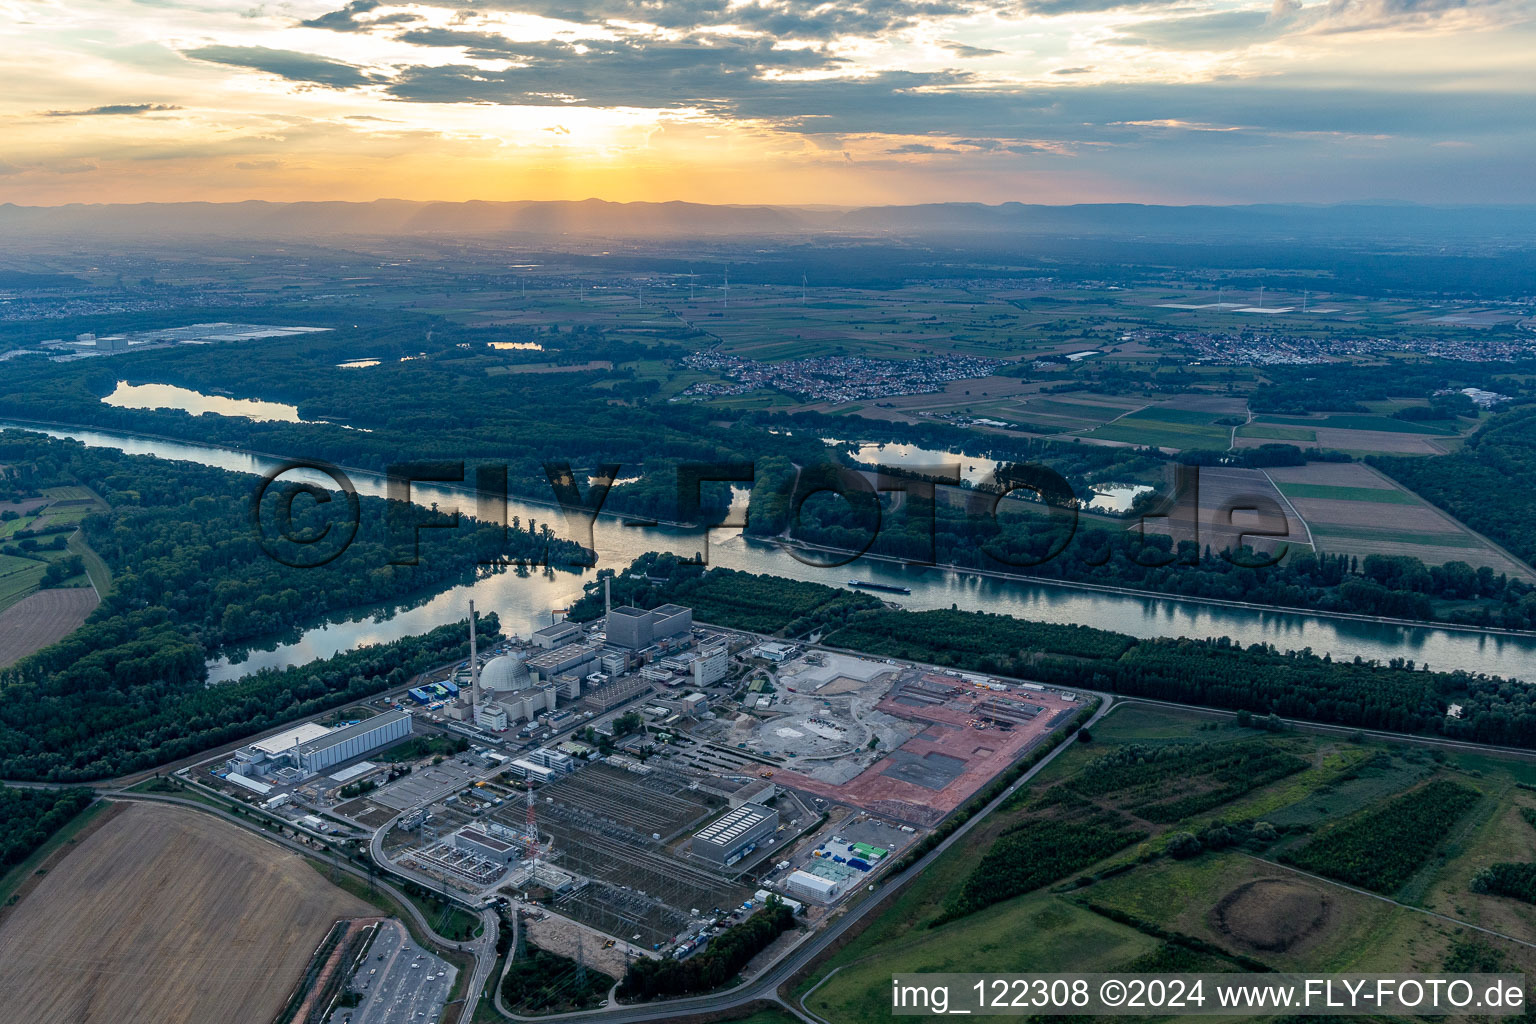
[{"xmin": 7, "ymin": 419, "xmax": 1535, "ymax": 684}]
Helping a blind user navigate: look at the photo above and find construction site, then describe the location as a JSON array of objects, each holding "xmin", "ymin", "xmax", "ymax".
[{"xmin": 673, "ymin": 650, "xmax": 1085, "ymax": 826}]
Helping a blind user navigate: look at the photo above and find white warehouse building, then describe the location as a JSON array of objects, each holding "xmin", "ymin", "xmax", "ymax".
[{"xmin": 297, "ymin": 709, "xmax": 413, "ymax": 774}]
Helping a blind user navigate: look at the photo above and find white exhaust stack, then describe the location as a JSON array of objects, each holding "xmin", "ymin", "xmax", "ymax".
[
  {"xmin": 469, "ymin": 599, "xmax": 480, "ymax": 707},
  {"xmin": 604, "ymin": 576, "xmax": 611, "ymax": 618}
]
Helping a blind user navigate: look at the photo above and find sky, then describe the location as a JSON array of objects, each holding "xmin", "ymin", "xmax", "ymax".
[{"xmin": 2, "ymin": 0, "xmax": 1534, "ymax": 206}]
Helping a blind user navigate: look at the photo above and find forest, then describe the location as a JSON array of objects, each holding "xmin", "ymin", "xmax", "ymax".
[
  {"xmin": 499, "ymin": 943, "xmax": 614, "ymax": 1013},
  {"xmin": 744, "ymin": 460, "xmax": 1536, "ymax": 630},
  {"xmin": 567, "ymin": 552, "xmax": 883, "ymax": 637},
  {"xmin": 1376, "ymin": 405, "xmax": 1536, "ymax": 568},
  {"xmin": 0, "ymin": 432, "xmax": 561, "ymax": 778},
  {"xmin": 0, "ymin": 786, "xmax": 96, "ymax": 871}
]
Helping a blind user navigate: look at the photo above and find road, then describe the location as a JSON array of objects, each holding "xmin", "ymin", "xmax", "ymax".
[{"xmin": 367, "ymin": 807, "xmax": 503, "ymax": 1018}]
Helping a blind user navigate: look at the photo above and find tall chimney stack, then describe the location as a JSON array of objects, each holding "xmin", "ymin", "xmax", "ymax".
[
  {"xmin": 604, "ymin": 576, "xmax": 611, "ymax": 619},
  {"xmin": 469, "ymin": 599, "xmax": 480, "ymax": 708}
]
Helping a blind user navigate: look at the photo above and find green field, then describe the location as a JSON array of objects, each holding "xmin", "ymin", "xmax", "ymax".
[
  {"xmin": 0, "ymin": 553, "xmax": 48, "ymax": 608},
  {"xmin": 1261, "ymin": 414, "xmax": 1458, "ymax": 435},
  {"xmin": 1273, "ymin": 482, "xmax": 1420, "ymax": 504},
  {"xmin": 1084, "ymin": 416, "xmax": 1232, "ymax": 449},
  {"xmin": 1238, "ymin": 424, "xmax": 1317, "ymax": 442},
  {"xmin": 797, "ymin": 703, "xmax": 1536, "ymax": 1024},
  {"xmin": 1310, "ymin": 525, "xmax": 1481, "ymax": 548}
]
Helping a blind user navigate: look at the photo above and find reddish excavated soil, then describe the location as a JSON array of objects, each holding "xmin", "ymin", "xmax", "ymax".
[{"xmin": 776, "ymin": 686, "xmax": 1080, "ymax": 825}]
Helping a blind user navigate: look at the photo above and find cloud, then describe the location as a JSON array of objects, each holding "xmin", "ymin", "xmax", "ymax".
[
  {"xmin": 184, "ymin": 45, "xmax": 374, "ymax": 88},
  {"xmin": 235, "ymin": 159, "xmax": 282, "ymax": 170},
  {"xmin": 383, "ymin": 35, "xmax": 847, "ymax": 109},
  {"xmin": 1051, "ymin": 66, "xmax": 1093, "ymax": 74},
  {"xmin": 300, "ymin": 0, "xmax": 380, "ymax": 31},
  {"xmin": 939, "ymin": 39, "xmax": 1005, "ymax": 57},
  {"xmin": 1015, "ymin": 0, "xmax": 1186, "ymax": 15},
  {"xmin": 1109, "ymin": 9, "xmax": 1273, "ymax": 49},
  {"xmin": 303, "ymin": 0, "xmax": 992, "ymax": 42},
  {"xmin": 44, "ymin": 103, "xmax": 182, "ymax": 117}
]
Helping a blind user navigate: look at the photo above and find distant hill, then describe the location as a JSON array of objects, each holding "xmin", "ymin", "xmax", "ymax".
[{"xmin": 2, "ymin": 197, "xmax": 1533, "ymax": 242}]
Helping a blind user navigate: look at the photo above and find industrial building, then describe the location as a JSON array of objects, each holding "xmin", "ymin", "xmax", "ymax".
[
  {"xmin": 249, "ymin": 722, "xmax": 331, "ymax": 758},
  {"xmin": 296, "ymin": 709, "xmax": 414, "ymax": 774},
  {"xmin": 751, "ymin": 642, "xmax": 795, "ymax": 663},
  {"xmin": 524, "ymin": 747, "xmax": 578, "ymax": 773},
  {"xmin": 691, "ymin": 802, "xmax": 778, "ymax": 867},
  {"xmin": 693, "ymin": 644, "xmax": 729, "ymax": 686},
  {"xmin": 532, "ymin": 620, "xmax": 581, "ymax": 649},
  {"xmin": 527, "ymin": 640, "xmax": 603, "ymax": 683},
  {"xmin": 474, "ymin": 702, "xmax": 509, "ymax": 731},
  {"xmin": 454, "ymin": 826, "xmax": 520, "ymax": 865},
  {"xmin": 606, "ymin": 603, "xmax": 692, "ymax": 650},
  {"xmin": 227, "ymin": 709, "xmax": 413, "ymax": 783},
  {"xmin": 785, "ymin": 859, "xmax": 856, "ymax": 903}
]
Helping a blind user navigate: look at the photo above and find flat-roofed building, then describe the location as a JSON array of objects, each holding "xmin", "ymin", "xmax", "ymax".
[
  {"xmin": 650, "ymin": 603, "xmax": 693, "ymax": 641},
  {"xmin": 692, "ymin": 802, "xmax": 778, "ymax": 867},
  {"xmin": 693, "ymin": 643, "xmax": 729, "ymax": 686},
  {"xmin": 605, "ymin": 605, "xmax": 654, "ymax": 650},
  {"xmin": 251, "ymin": 722, "xmax": 331, "ymax": 757},
  {"xmin": 527, "ymin": 640, "xmax": 602, "ymax": 683},
  {"xmin": 455, "ymin": 826, "xmax": 519, "ymax": 864},
  {"xmin": 532, "ymin": 620, "xmax": 581, "ymax": 649},
  {"xmin": 296, "ymin": 709, "xmax": 413, "ymax": 774},
  {"xmin": 785, "ymin": 859, "xmax": 856, "ymax": 903}
]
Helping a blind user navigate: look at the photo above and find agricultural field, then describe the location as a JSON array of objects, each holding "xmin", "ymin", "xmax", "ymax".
[
  {"xmin": 1265, "ymin": 462, "xmax": 1532, "ymax": 577},
  {"xmin": 0, "ymin": 588, "xmax": 100, "ymax": 668},
  {"xmin": 1139, "ymin": 464, "xmax": 1313, "ymax": 561},
  {"xmin": 1236, "ymin": 412, "xmax": 1472, "ymax": 455},
  {"xmin": 799, "ymin": 702, "xmax": 1536, "ymax": 1024},
  {"xmin": 1080, "ymin": 400, "xmax": 1244, "ymax": 451},
  {"xmin": 0, "ymin": 802, "xmax": 373, "ymax": 1024},
  {"xmin": 0, "ymin": 486, "xmax": 108, "ymax": 613}
]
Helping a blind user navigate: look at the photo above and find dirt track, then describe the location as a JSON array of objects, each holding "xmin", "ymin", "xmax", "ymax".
[
  {"xmin": 0, "ymin": 802, "xmax": 370, "ymax": 1024},
  {"xmin": 0, "ymin": 587, "xmax": 98, "ymax": 667}
]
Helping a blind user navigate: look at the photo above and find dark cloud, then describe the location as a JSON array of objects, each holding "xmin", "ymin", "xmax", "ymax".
[
  {"xmin": 44, "ymin": 103, "xmax": 182, "ymax": 117},
  {"xmin": 1051, "ymin": 65, "xmax": 1093, "ymax": 74},
  {"xmin": 1015, "ymin": 0, "xmax": 1184, "ymax": 15},
  {"xmin": 184, "ymin": 45, "xmax": 375, "ymax": 88},
  {"xmin": 303, "ymin": 0, "xmax": 991, "ymax": 41},
  {"xmin": 939, "ymin": 39, "xmax": 1004, "ymax": 56},
  {"xmin": 384, "ymin": 35, "xmax": 847, "ymax": 108},
  {"xmin": 299, "ymin": 0, "xmax": 382, "ymax": 31}
]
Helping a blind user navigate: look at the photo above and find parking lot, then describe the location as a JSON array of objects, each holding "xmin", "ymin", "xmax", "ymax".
[
  {"xmin": 372, "ymin": 759, "xmax": 487, "ymax": 811},
  {"xmin": 327, "ymin": 919, "xmax": 455, "ymax": 1024}
]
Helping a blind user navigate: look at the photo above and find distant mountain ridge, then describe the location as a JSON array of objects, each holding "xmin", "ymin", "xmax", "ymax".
[{"xmin": 2, "ymin": 197, "xmax": 1533, "ymax": 241}]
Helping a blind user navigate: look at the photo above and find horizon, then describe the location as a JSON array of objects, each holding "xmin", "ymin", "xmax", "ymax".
[{"xmin": 8, "ymin": 196, "xmax": 1536, "ymax": 210}]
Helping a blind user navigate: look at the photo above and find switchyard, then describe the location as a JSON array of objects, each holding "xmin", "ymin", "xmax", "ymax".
[{"xmin": 498, "ymin": 763, "xmax": 755, "ymax": 948}]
